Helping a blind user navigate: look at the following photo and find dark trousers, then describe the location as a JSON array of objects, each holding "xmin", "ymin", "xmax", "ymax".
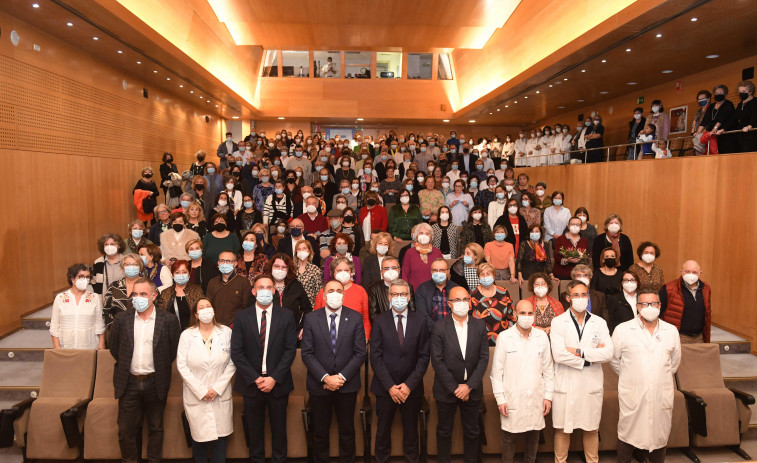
[
  {"xmin": 435, "ymin": 398, "xmax": 480, "ymax": 463},
  {"xmin": 374, "ymin": 395, "xmax": 421, "ymax": 463},
  {"xmin": 192, "ymin": 436, "xmax": 227, "ymax": 463},
  {"xmin": 617, "ymin": 440, "xmax": 666, "ymax": 463},
  {"xmin": 244, "ymin": 393, "xmax": 289, "ymax": 463},
  {"xmin": 501, "ymin": 429, "xmax": 539, "ymax": 463},
  {"xmin": 117, "ymin": 375, "xmax": 166, "ymax": 463},
  {"xmin": 310, "ymin": 391, "xmax": 358, "ymax": 463}
]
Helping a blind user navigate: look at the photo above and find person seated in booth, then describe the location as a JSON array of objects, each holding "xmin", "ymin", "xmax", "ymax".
[
  {"xmin": 558, "ymin": 264, "xmax": 607, "ymax": 320},
  {"xmin": 50, "ymin": 263, "xmax": 105, "ymax": 350},
  {"xmin": 659, "ymin": 260, "xmax": 711, "ymax": 344},
  {"xmin": 628, "ymin": 241, "xmax": 665, "ymax": 291},
  {"xmin": 525, "ymin": 272, "xmax": 564, "ymax": 336},
  {"xmin": 367, "ymin": 256, "xmax": 416, "ymax": 322},
  {"xmin": 206, "ymin": 250, "xmax": 252, "ymax": 326},
  {"xmin": 592, "ymin": 214, "xmax": 634, "ymax": 272},
  {"xmin": 470, "ymin": 262, "xmax": 516, "ymax": 345},
  {"xmin": 155, "ymin": 259, "xmax": 204, "ymax": 331}
]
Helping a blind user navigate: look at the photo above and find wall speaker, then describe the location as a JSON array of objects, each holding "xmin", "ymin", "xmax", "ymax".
[
  {"xmin": 205, "ymin": 116, "xmax": 210, "ymax": 123},
  {"xmin": 441, "ymin": 103, "xmax": 447, "ymax": 111},
  {"xmin": 578, "ymin": 113, "xmax": 584, "ymax": 121},
  {"xmin": 743, "ymin": 67, "xmax": 754, "ymax": 81},
  {"xmin": 142, "ymin": 88, "xmax": 148, "ymax": 98}
]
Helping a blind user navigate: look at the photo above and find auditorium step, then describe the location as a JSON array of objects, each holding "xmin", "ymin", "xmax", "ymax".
[
  {"xmin": 711, "ymin": 325, "xmax": 752, "ymax": 354},
  {"xmin": 20, "ymin": 305, "xmax": 52, "ymax": 330}
]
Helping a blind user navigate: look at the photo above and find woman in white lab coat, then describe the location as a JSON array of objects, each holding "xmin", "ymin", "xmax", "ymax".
[
  {"xmin": 549, "ymin": 281, "xmax": 613, "ymax": 463},
  {"xmin": 177, "ymin": 297, "xmax": 236, "ymax": 463}
]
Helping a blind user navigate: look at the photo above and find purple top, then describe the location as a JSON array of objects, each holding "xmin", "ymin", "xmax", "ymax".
[
  {"xmin": 323, "ymin": 255, "xmax": 362, "ymax": 285},
  {"xmin": 402, "ymin": 246, "xmax": 444, "ymax": 290}
]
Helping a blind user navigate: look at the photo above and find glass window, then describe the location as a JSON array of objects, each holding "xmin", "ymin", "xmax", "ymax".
[
  {"xmin": 281, "ymin": 50, "xmax": 309, "ymax": 77},
  {"xmin": 261, "ymin": 50, "xmax": 278, "ymax": 77},
  {"xmin": 345, "ymin": 51, "xmax": 372, "ymax": 79},
  {"xmin": 408, "ymin": 53, "xmax": 433, "ymax": 80},
  {"xmin": 315, "ymin": 51, "xmax": 340, "ymax": 78},
  {"xmin": 376, "ymin": 52, "xmax": 402, "ymax": 79},
  {"xmin": 438, "ymin": 53, "xmax": 453, "ymax": 80}
]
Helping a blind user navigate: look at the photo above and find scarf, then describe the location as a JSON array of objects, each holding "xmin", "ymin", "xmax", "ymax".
[
  {"xmin": 529, "ymin": 241, "xmax": 547, "ymax": 262},
  {"xmin": 607, "ymin": 233, "xmax": 621, "ymax": 261}
]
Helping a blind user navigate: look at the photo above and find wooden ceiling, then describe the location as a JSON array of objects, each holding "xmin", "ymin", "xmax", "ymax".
[
  {"xmin": 207, "ymin": 0, "xmax": 522, "ymax": 50},
  {"xmin": 455, "ymin": 0, "xmax": 757, "ymax": 126}
]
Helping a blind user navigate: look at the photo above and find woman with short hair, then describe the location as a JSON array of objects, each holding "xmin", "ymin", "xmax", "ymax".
[
  {"xmin": 148, "ymin": 204, "xmax": 172, "ymax": 245},
  {"xmin": 156, "ymin": 260, "xmax": 204, "ymax": 330},
  {"xmin": 185, "ymin": 201, "xmax": 209, "ymax": 238},
  {"xmin": 235, "ymin": 231, "xmax": 268, "ymax": 284},
  {"xmin": 103, "ymin": 253, "xmax": 144, "ymax": 331},
  {"xmin": 470, "ymin": 262, "xmax": 515, "ymax": 345},
  {"xmin": 161, "ymin": 212, "xmax": 201, "ymax": 263},
  {"xmin": 294, "ymin": 239, "xmax": 323, "ymax": 308},
  {"xmin": 50, "ymin": 263, "xmax": 105, "ymax": 350},
  {"xmin": 125, "ymin": 220, "xmax": 152, "ymax": 255},
  {"xmin": 138, "ymin": 243, "xmax": 173, "ymax": 292},
  {"xmin": 628, "ymin": 241, "xmax": 665, "ymax": 291},
  {"xmin": 401, "ymin": 223, "xmax": 444, "ymax": 291},
  {"xmin": 591, "ymin": 214, "xmax": 634, "ymax": 272},
  {"xmin": 313, "ymin": 257, "xmax": 371, "ymax": 339},
  {"xmin": 93, "ymin": 233, "xmax": 126, "ymax": 297},
  {"xmin": 202, "ymin": 213, "xmax": 241, "ymax": 264},
  {"xmin": 360, "ymin": 232, "xmax": 393, "ymax": 290},
  {"xmin": 450, "ymin": 242, "xmax": 485, "ymax": 292},
  {"xmin": 322, "ymin": 233, "xmax": 362, "ymax": 284},
  {"xmin": 526, "ymin": 272, "xmax": 564, "ymax": 335}
]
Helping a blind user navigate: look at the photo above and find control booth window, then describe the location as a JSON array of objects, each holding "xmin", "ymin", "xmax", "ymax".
[
  {"xmin": 315, "ymin": 51, "xmax": 340, "ymax": 78},
  {"xmin": 345, "ymin": 51, "xmax": 371, "ymax": 79},
  {"xmin": 282, "ymin": 50, "xmax": 309, "ymax": 77},
  {"xmin": 438, "ymin": 53, "xmax": 454, "ymax": 80},
  {"xmin": 408, "ymin": 53, "xmax": 433, "ymax": 80},
  {"xmin": 377, "ymin": 52, "xmax": 402, "ymax": 79},
  {"xmin": 261, "ymin": 50, "xmax": 278, "ymax": 77}
]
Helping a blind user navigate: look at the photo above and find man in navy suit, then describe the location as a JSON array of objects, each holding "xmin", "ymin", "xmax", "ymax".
[
  {"xmin": 301, "ymin": 279, "xmax": 367, "ymax": 463},
  {"xmin": 230, "ymin": 273, "xmax": 298, "ymax": 463},
  {"xmin": 430, "ymin": 286, "xmax": 489, "ymax": 463},
  {"xmin": 370, "ymin": 278, "xmax": 430, "ymax": 463}
]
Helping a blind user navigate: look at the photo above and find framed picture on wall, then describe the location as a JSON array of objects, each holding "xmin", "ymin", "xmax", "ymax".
[{"xmin": 670, "ymin": 105, "xmax": 688, "ymax": 134}]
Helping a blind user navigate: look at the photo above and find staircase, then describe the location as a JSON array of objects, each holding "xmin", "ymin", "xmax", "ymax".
[{"xmin": 711, "ymin": 325, "xmax": 757, "ymax": 428}]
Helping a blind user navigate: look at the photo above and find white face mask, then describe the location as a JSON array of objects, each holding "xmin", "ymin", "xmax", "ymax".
[
  {"xmin": 376, "ymin": 245, "xmax": 389, "ymax": 256},
  {"xmin": 623, "ymin": 281, "xmax": 637, "ymax": 293},
  {"xmin": 508, "ymin": 206, "xmax": 519, "ymax": 215},
  {"xmin": 451, "ymin": 301, "xmax": 469, "ymax": 317},
  {"xmin": 533, "ymin": 286, "xmax": 548, "ymax": 297},
  {"xmin": 682, "ymin": 273, "xmax": 699, "ymax": 285},
  {"xmin": 104, "ymin": 244, "xmax": 118, "ymax": 256},
  {"xmin": 400, "ymin": 196, "xmax": 410, "ymax": 205},
  {"xmin": 74, "ymin": 277, "xmax": 89, "ymax": 291},
  {"xmin": 218, "ymin": 200, "xmax": 228, "ymax": 207},
  {"xmin": 641, "ymin": 254, "xmax": 656, "ymax": 264},
  {"xmin": 607, "ymin": 223, "xmax": 621, "ymax": 234},
  {"xmin": 326, "ymin": 292, "xmax": 344, "ymax": 309},
  {"xmin": 226, "ymin": 183, "xmax": 234, "ymax": 190},
  {"xmin": 578, "ymin": 215, "xmax": 587, "ymax": 223},
  {"xmin": 569, "ymin": 225, "xmax": 581, "ymax": 235},
  {"xmin": 652, "ymin": 105, "xmax": 660, "ymax": 113},
  {"xmin": 640, "ymin": 306, "xmax": 660, "ymax": 322},
  {"xmin": 517, "ymin": 315, "xmax": 534, "ymax": 329},
  {"xmin": 197, "ymin": 307, "xmax": 215, "ymax": 324},
  {"xmin": 296, "ymin": 250, "xmax": 310, "ymax": 261},
  {"xmin": 383, "ymin": 269, "xmax": 399, "ymax": 282},
  {"xmin": 440, "ymin": 212, "xmax": 450, "ymax": 221},
  {"xmin": 505, "ymin": 185, "xmax": 514, "ymax": 192},
  {"xmin": 417, "ymin": 234, "xmax": 430, "ymax": 245},
  {"xmin": 306, "ymin": 205, "xmax": 317, "ymax": 214},
  {"xmin": 571, "ymin": 297, "xmax": 589, "ymax": 313},
  {"xmin": 577, "ymin": 277, "xmax": 590, "ymax": 287},
  {"xmin": 472, "ymin": 212, "xmax": 483, "ymax": 221},
  {"xmin": 536, "ymin": 190, "xmax": 545, "ymax": 197},
  {"xmin": 272, "ymin": 268, "xmax": 288, "ymax": 281},
  {"xmin": 335, "ymin": 271, "xmax": 351, "ymax": 284}
]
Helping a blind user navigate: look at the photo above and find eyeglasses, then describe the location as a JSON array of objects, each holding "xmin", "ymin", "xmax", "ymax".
[
  {"xmin": 390, "ymin": 292, "xmax": 409, "ymax": 298},
  {"xmin": 218, "ymin": 259, "xmax": 236, "ymax": 265},
  {"xmin": 449, "ymin": 298, "xmax": 470, "ymax": 303},
  {"xmin": 382, "ymin": 266, "xmax": 400, "ymax": 271},
  {"xmin": 622, "ymin": 279, "xmax": 636, "ymax": 283},
  {"xmin": 636, "ymin": 302, "xmax": 661, "ymax": 308}
]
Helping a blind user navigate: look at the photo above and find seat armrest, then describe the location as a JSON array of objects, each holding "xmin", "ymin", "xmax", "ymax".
[
  {"xmin": 680, "ymin": 389, "xmax": 708, "ymax": 437},
  {"xmin": 0, "ymin": 398, "xmax": 36, "ymax": 448},
  {"xmin": 60, "ymin": 398, "xmax": 91, "ymax": 449},
  {"xmin": 729, "ymin": 387, "xmax": 756, "ymax": 406}
]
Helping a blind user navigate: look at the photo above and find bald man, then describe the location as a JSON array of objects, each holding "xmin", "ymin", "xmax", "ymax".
[
  {"xmin": 430, "ymin": 286, "xmax": 489, "ymax": 463},
  {"xmin": 659, "ymin": 260, "xmax": 711, "ymax": 343}
]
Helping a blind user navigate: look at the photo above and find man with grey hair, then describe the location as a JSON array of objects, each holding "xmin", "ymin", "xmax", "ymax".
[
  {"xmin": 368, "ymin": 256, "xmax": 416, "ymax": 321},
  {"xmin": 370, "ymin": 278, "xmax": 430, "ymax": 463},
  {"xmin": 659, "ymin": 260, "xmax": 711, "ymax": 343}
]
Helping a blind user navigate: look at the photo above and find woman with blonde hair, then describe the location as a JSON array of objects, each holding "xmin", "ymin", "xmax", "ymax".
[
  {"xmin": 450, "ymin": 242, "xmax": 485, "ymax": 291},
  {"xmin": 294, "ymin": 239, "xmax": 323, "ymax": 307},
  {"xmin": 185, "ymin": 201, "xmax": 208, "ymax": 238},
  {"xmin": 360, "ymin": 231, "xmax": 394, "ymax": 289},
  {"xmin": 401, "ymin": 223, "xmax": 443, "ymax": 290},
  {"xmin": 103, "ymin": 253, "xmax": 144, "ymax": 331}
]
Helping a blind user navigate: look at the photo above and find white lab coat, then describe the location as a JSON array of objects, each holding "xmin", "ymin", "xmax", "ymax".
[
  {"xmin": 610, "ymin": 317, "xmax": 681, "ymax": 451},
  {"xmin": 490, "ymin": 325, "xmax": 554, "ymax": 433},
  {"xmin": 550, "ymin": 311, "xmax": 613, "ymax": 433},
  {"xmin": 177, "ymin": 325, "xmax": 237, "ymax": 442},
  {"xmin": 514, "ymin": 139, "xmax": 528, "ymax": 167}
]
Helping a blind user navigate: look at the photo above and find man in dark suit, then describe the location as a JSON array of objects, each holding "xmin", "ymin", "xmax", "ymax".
[
  {"xmin": 415, "ymin": 258, "xmax": 458, "ymax": 332},
  {"xmin": 276, "ymin": 218, "xmax": 321, "ymax": 267},
  {"xmin": 456, "ymin": 146, "xmax": 479, "ymax": 174},
  {"xmin": 301, "ymin": 279, "xmax": 367, "ymax": 463},
  {"xmin": 370, "ymin": 279, "xmax": 430, "ymax": 463},
  {"xmin": 216, "ymin": 131, "xmax": 237, "ymax": 170},
  {"xmin": 430, "ymin": 286, "xmax": 489, "ymax": 463},
  {"xmin": 109, "ymin": 278, "xmax": 181, "ymax": 463},
  {"xmin": 231, "ymin": 273, "xmax": 298, "ymax": 463}
]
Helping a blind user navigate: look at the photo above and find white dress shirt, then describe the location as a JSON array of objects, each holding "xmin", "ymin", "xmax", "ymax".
[
  {"xmin": 325, "ymin": 307, "xmax": 343, "ymax": 334},
  {"xmin": 392, "ymin": 309, "xmax": 407, "ymax": 337},
  {"xmin": 131, "ymin": 308, "xmax": 156, "ymax": 375},
  {"xmin": 256, "ymin": 304, "xmax": 273, "ymax": 374},
  {"xmin": 453, "ymin": 316, "xmax": 468, "ymax": 380}
]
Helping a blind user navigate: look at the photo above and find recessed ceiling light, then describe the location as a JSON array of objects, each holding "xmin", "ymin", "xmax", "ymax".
[
  {"xmin": 599, "ymin": 91, "xmax": 609, "ymax": 94},
  {"xmin": 577, "ymin": 99, "xmax": 584, "ymax": 102},
  {"xmin": 706, "ymin": 54, "xmax": 719, "ymax": 59},
  {"xmin": 581, "ymin": 69, "xmax": 586, "ymax": 73},
  {"xmin": 536, "ymin": 90, "xmax": 540, "ymax": 94},
  {"xmin": 549, "ymin": 84, "xmax": 553, "ymax": 88},
  {"xmin": 206, "ymin": 100, "xmax": 210, "ymax": 103},
  {"xmin": 179, "ymin": 84, "xmax": 183, "ymax": 88},
  {"xmin": 278, "ymin": 117, "xmax": 285, "ymax": 120},
  {"xmin": 555, "ymin": 81, "xmax": 562, "ymax": 85},
  {"xmin": 117, "ymin": 50, "xmax": 123, "ymax": 54},
  {"xmin": 166, "ymin": 77, "xmax": 170, "ymax": 80},
  {"xmin": 601, "ymin": 59, "xmax": 607, "ymax": 63},
  {"xmin": 563, "ymin": 78, "xmax": 568, "ymax": 81},
  {"xmin": 661, "ymin": 70, "xmax": 673, "ymax": 74},
  {"xmin": 443, "ymin": 119, "xmax": 450, "ymax": 122},
  {"xmin": 627, "ymin": 82, "xmax": 637, "ymax": 85},
  {"xmin": 66, "ymin": 22, "xmax": 73, "ymax": 26},
  {"xmin": 32, "ymin": 3, "xmax": 39, "ymax": 8},
  {"xmin": 136, "ymin": 61, "xmax": 141, "ymax": 64},
  {"xmin": 524, "ymin": 96, "xmax": 528, "ymax": 99},
  {"xmin": 232, "ymin": 116, "xmax": 239, "ymax": 119},
  {"xmin": 496, "ymin": 108, "xmax": 500, "ymax": 111},
  {"xmin": 514, "ymin": 101, "xmax": 518, "ymax": 104},
  {"xmin": 153, "ymin": 70, "xmax": 158, "ymax": 73},
  {"xmin": 92, "ymin": 37, "xmax": 98, "ymax": 40},
  {"xmin": 357, "ymin": 118, "xmax": 364, "ymax": 121},
  {"xmin": 656, "ymin": 33, "xmax": 662, "ymax": 38},
  {"xmin": 558, "ymin": 106, "xmax": 566, "ymax": 109},
  {"xmin": 691, "ymin": 17, "xmax": 698, "ymax": 21},
  {"xmin": 626, "ymin": 48, "xmax": 632, "ymax": 52},
  {"xmin": 190, "ymin": 90, "xmax": 194, "ymax": 93},
  {"xmin": 468, "ymin": 120, "xmax": 476, "ymax": 123},
  {"xmin": 215, "ymin": 104, "xmax": 218, "ymax": 107},
  {"xmin": 489, "ymin": 112, "xmax": 493, "ymax": 115}
]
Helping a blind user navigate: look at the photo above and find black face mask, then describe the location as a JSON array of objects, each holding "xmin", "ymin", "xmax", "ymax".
[
  {"xmin": 604, "ymin": 258, "xmax": 617, "ymax": 268},
  {"xmin": 197, "ymin": 156, "xmax": 205, "ymax": 162},
  {"xmin": 232, "ymin": 171, "xmax": 240, "ymax": 177},
  {"xmin": 287, "ymin": 178, "xmax": 296, "ymax": 184},
  {"xmin": 213, "ymin": 223, "xmax": 226, "ymax": 232},
  {"xmin": 714, "ymin": 94, "xmax": 726, "ymax": 102},
  {"xmin": 166, "ymin": 158, "xmax": 173, "ymax": 163},
  {"xmin": 313, "ymin": 188, "xmax": 323, "ymax": 196},
  {"xmin": 195, "ymin": 185, "xmax": 204, "ymax": 191},
  {"xmin": 366, "ymin": 198, "xmax": 376, "ymax": 206},
  {"xmin": 144, "ymin": 173, "xmax": 153, "ymax": 179},
  {"xmin": 739, "ymin": 92, "xmax": 750, "ymax": 101},
  {"xmin": 290, "ymin": 228, "xmax": 302, "ymax": 238},
  {"xmin": 172, "ymin": 224, "xmax": 184, "ymax": 233},
  {"xmin": 462, "ymin": 148, "xmax": 470, "ymax": 154},
  {"xmin": 255, "ymin": 232, "xmax": 265, "ymax": 242},
  {"xmin": 343, "ymin": 215, "xmax": 354, "ymax": 224}
]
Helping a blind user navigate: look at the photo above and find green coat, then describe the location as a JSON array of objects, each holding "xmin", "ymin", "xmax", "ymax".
[{"xmin": 387, "ymin": 204, "xmax": 423, "ymax": 240}]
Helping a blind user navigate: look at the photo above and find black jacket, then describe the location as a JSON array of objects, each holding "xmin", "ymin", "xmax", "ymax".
[
  {"xmin": 494, "ymin": 213, "xmax": 529, "ymax": 251},
  {"xmin": 592, "ymin": 232, "xmax": 634, "ymax": 272},
  {"xmin": 370, "ymin": 310, "xmax": 430, "ymax": 397},
  {"xmin": 301, "ymin": 306, "xmax": 367, "ymax": 396},
  {"xmin": 230, "ymin": 303, "xmax": 298, "ymax": 398},
  {"xmin": 367, "ymin": 280, "xmax": 416, "ymax": 322},
  {"xmin": 455, "ymin": 153, "xmax": 479, "ymax": 174},
  {"xmin": 110, "ymin": 307, "xmax": 181, "ymax": 401},
  {"xmin": 430, "ymin": 315, "xmax": 489, "ymax": 403},
  {"xmin": 361, "ymin": 254, "xmax": 382, "ymax": 290},
  {"xmin": 606, "ymin": 292, "xmax": 635, "ymax": 334},
  {"xmin": 627, "ymin": 116, "xmax": 647, "ymax": 141},
  {"xmin": 277, "ymin": 234, "xmax": 321, "ymax": 267},
  {"xmin": 278, "ymin": 279, "xmax": 312, "ymax": 330}
]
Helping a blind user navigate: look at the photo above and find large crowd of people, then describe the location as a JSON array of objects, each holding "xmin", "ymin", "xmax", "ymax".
[{"xmin": 45, "ymin": 88, "xmax": 747, "ymax": 462}]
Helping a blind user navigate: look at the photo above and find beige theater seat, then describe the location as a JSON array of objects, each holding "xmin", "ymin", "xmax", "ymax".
[
  {"xmin": 676, "ymin": 343, "xmax": 753, "ymax": 461},
  {"xmin": 83, "ymin": 349, "xmax": 120, "ymax": 460},
  {"xmin": 521, "ymin": 281, "xmax": 560, "ymax": 300},
  {"xmin": 4, "ymin": 349, "xmax": 97, "ymax": 460},
  {"xmin": 495, "ymin": 280, "xmax": 521, "ymax": 305},
  {"xmin": 151, "ymin": 361, "xmax": 191, "ymax": 459}
]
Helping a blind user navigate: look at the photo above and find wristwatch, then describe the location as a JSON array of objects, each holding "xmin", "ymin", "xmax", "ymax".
[{"xmin": 575, "ymin": 348, "xmax": 582, "ymax": 357}]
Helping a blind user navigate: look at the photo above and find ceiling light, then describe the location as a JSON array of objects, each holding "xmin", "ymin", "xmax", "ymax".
[
  {"xmin": 278, "ymin": 117, "xmax": 285, "ymax": 120},
  {"xmin": 496, "ymin": 108, "xmax": 500, "ymax": 111},
  {"xmin": 549, "ymin": 85, "xmax": 553, "ymax": 88},
  {"xmin": 536, "ymin": 91, "xmax": 540, "ymax": 94},
  {"xmin": 66, "ymin": 22, "xmax": 73, "ymax": 26},
  {"xmin": 601, "ymin": 59, "xmax": 607, "ymax": 63},
  {"xmin": 117, "ymin": 50, "xmax": 123, "ymax": 54},
  {"xmin": 215, "ymin": 105, "xmax": 218, "ymax": 107},
  {"xmin": 505, "ymin": 105, "xmax": 508, "ymax": 108},
  {"xmin": 599, "ymin": 91, "xmax": 609, "ymax": 94},
  {"xmin": 563, "ymin": 78, "xmax": 568, "ymax": 81},
  {"xmin": 190, "ymin": 90, "xmax": 194, "ymax": 93},
  {"xmin": 468, "ymin": 120, "xmax": 476, "ymax": 123},
  {"xmin": 656, "ymin": 33, "xmax": 662, "ymax": 38},
  {"xmin": 357, "ymin": 118, "xmax": 364, "ymax": 121},
  {"xmin": 626, "ymin": 48, "xmax": 632, "ymax": 52},
  {"xmin": 514, "ymin": 101, "xmax": 518, "ymax": 103},
  {"xmin": 558, "ymin": 106, "xmax": 566, "ymax": 109},
  {"xmin": 166, "ymin": 77, "xmax": 170, "ymax": 80},
  {"xmin": 136, "ymin": 61, "xmax": 141, "ymax": 64},
  {"xmin": 32, "ymin": 3, "xmax": 39, "ymax": 8},
  {"xmin": 153, "ymin": 70, "xmax": 158, "ymax": 73},
  {"xmin": 524, "ymin": 96, "xmax": 528, "ymax": 99},
  {"xmin": 232, "ymin": 116, "xmax": 239, "ymax": 119},
  {"xmin": 627, "ymin": 82, "xmax": 637, "ymax": 85},
  {"xmin": 581, "ymin": 69, "xmax": 586, "ymax": 73},
  {"xmin": 661, "ymin": 70, "xmax": 673, "ymax": 74},
  {"xmin": 706, "ymin": 54, "xmax": 719, "ymax": 59},
  {"xmin": 92, "ymin": 37, "xmax": 98, "ymax": 40},
  {"xmin": 179, "ymin": 85, "xmax": 183, "ymax": 88},
  {"xmin": 443, "ymin": 119, "xmax": 450, "ymax": 122},
  {"xmin": 691, "ymin": 17, "xmax": 698, "ymax": 21},
  {"xmin": 206, "ymin": 100, "xmax": 210, "ymax": 103},
  {"xmin": 489, "ymin": 112, "xmax": 493, "ymax": 115},
  {"xmin": 577, "ymin": 99, "xmax": 585, "ymax": 103}
]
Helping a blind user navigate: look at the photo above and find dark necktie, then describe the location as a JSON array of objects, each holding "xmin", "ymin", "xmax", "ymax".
[
  {"xmin": 397, "ymin": 314, "xmax": 404, "ymax": 347},
  {"xmin": 259, "ymin": 310, "xmax": 267, "ymax": 349},
  {"xmin": 330, "ymin": 313, "xmax": 338, "ymax": 354}
]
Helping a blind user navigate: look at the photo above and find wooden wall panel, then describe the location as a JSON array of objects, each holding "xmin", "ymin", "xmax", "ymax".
[{"xmin": 0, "ymin": 10, "xmax": 221, "ymax": 335}]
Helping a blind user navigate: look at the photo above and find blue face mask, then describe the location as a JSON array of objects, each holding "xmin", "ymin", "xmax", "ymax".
[
  {"xmin": 470, "ymin": 181, "xmax": 478, "ymax": 189},
  {"xmin": 131, "ymin": 229, "xmax": 144, "ymax": 239},
  {"xmin": 479, "ymin": 276, "xmax": 494, "ymax": 287},
  {"xmin": 451, "ymin": 165, "xmax": 458, "ymax": 171},
  {"xmin": 321, "ymin": 175, "xmax": 329, "ymax": 182},
  {"xmin": 496, "ymin": 192, "xmax": 505, "ymax": 199},
  {"xmin": 180, "ymin": 200, "xmax": 191, "ymax": 208},
  {"xmin": 463, "ymin": 255, "xmax": 474, "ymax": 265},
  {"xmin": 274, "ymin": 160, "xmax": 280, "ymax": 166},
  {"xmin": 530, "ymin": 232, "xmax": 541, "ymax": 241},
  {"xmin": 188, "ymin": 250, "xmax": 203, "ymax": 260},
  {"xmin": 476, "ymin": 165, "xmax": 483, "ymax": 171},
  {"xmin": 494, "ymin": 233, "xmax": 506, "ymax": 242},
  {"xmin": 321, "ymin": 156, "xmax": 328, "ymax": 162},
  {"xmin": 392, "ymin": 296, "xmax": 408, "ymax": 311},
  {"xmin": 290, "ymin": 228, "xmax": 303, "ymax": 238},
  {"xmin": 406, "ymin": 184, "xmax": 414, "ymax": 192},
  {"xmin": 400, "ymin": 147, "xmax": 407, "ymax": 152},
  {"xmin": 698, "ymin": 99, "xmax": 708, "ymax": 107},
  {"xmin": 242, "ymin": 241, "xmax": 256, "ymax": 252},
  {"xmin": 275, "ymin": 188, "xmax": 284, "ymax": 195},
  {"xmin": 432, "ymin": 272, "xmax": 447, "ymax": 285},
  {"xmin": 342, "ymin": 188, "xmax": 350, "ymax": 195},
  {"xmin": 140, "ymin": 255, "xmax": 149, "ymax": 266},
  {"xmin": 295, "ymin": 151, "xmax": 303, "ymax": 157},
  {"xmin": 173, "ymin": 274, "xmax": 189, "ymax": 285},
  {"xmin": 553, "ymin": 199, "xmax": 563, "ymax": 206},
  {"xmin": 236, "ymin": 161, "xmax": 243, "ymax": 166},
  {"xmin": 132, "ymin": 296, "xmax": 150, "ymax": 312},
  {"xmin": 207, "ymin": 168, "xmax": 216, "ymax": 175},
  {"xmin": 256, "ymin": 289, "xmax": 273, "ymax": 306},
  {"xmin": 124, "ymin": 265, "xmax": 140, "ymax": 278},
  {"xmin": 261, "ymin": 176, "xmax": 270, "ymax": 183},
  {"xmin": 244, "ymin": 201, "xmax": 253, "ymax": 209},
  {"xmin": 219, "ymin": 263, "xmax": 234, "ymax": 275}
]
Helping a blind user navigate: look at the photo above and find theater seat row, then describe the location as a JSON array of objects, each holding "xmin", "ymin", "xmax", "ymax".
[{"xmin": 0, "ymin": 342, "xmax": 751, "ymax": 461}]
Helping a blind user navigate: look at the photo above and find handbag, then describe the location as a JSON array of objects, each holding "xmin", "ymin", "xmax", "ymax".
[{"xmin": 699, "ymin": 131, "xmax": 719, "ymax": 155}]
